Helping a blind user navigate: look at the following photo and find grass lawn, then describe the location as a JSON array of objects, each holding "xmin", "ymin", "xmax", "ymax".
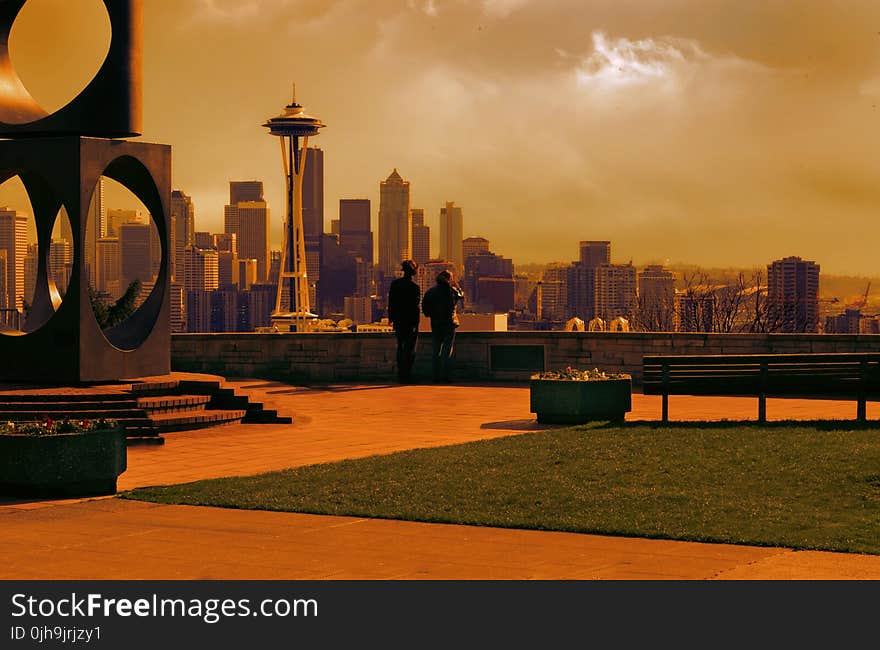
[{"xmin": 122, "ymin": 421, "xmax": 880, "ymax": 554}]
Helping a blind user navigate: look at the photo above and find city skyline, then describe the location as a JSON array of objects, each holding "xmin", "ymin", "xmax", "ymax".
[{"xmin": 3, "ymin": 1, "xmax": 879, "ymax": 274}]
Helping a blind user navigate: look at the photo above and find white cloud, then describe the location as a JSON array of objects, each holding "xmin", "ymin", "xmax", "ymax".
[{"xmin": 481, "ymin": 0, "xmax": 529, "ymax": 18}]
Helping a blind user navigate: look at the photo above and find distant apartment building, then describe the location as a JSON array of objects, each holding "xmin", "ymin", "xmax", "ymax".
[
  {"xmin": 539, "ymin": 264, "xmax": 570, "ymax": 321},
  {"xmin": 637, "ymin": 265, "xmax": 676, "ymax": 331},
  {"xmin": 579, "ymin": 241, "xmax": 611, "ymax": 267},
  {"xmin": 767, "ymin": 256, "xmax": 820, "ymax": 333},
  {"xmin": 237, "ymin": 258, "xmax": 258, "ymax": 291},
  {"xmin": 49, "ymin": 238, "xmax": 73, "ymax": 296},
  {"xmin": 595, "ymin": 263, "xmax": 637, "ymax": 321},
  {"xmin": 303, "ymin": 148, "xmax": 324, "ymax": 310},
  {"xmin": 439, "ymin": 201, "xmax": 464, "ymax": 274}
]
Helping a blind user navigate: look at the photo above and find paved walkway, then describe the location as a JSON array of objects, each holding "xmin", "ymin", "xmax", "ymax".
[{"xmin": 2, "ymin": 379, "xmax": 879, "ymax": 579}]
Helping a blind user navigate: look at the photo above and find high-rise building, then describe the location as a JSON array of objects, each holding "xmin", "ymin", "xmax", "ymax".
[
  {"xmin": 339, "ymin": 199, "xmax": 372, "ymax": 264},
  {"xmin": 767, "ymin": 256, "xmax": 820, "ymax": 333},
  {"xmin": 378, "ymin": 169, "xmax": 411, "ymax": 277},
  {"xmin": 119, "ymin": 222, "xmax": 152, "ymax": 291},
  {"xmin": 330, "ymin": 219, "xmax": 340, "ymax": 236},
  {"xmin": 567, "ymin": 264, "xmax": 596, "ymax": 322},
  {"xmin": 170, "ymin": 189, "xmax": 194, "ymax": 283},
  {"xmin": 343, "ymin": 296, "xmax": 373, "ymax": 324},
  {"xmin": 213, "ymin": 232, "xmax": 237, "ymax": 254},
  {"xmin": 318, "ymin": 233, "xmax": 357, "ymax": 316},
  {"xmin": 0, "ymin": 209, "xmax": 28, "ymax": 311},
  {"xmin": 596, "ymin": 263, "xmax": 637, "ymax": 321},
  {"xmin": 463, "ymin": 249, "xmax": 513, "ymax": 309},
  {"xmin": 303, "ymin": 148, "xmax": 324, "ymax": 238},
  {"xmin": 229, "ymin": 181, "xmax": 264, "ymax": 205},
  {"xmin": 230, "ymin": 201, "xmax": 270, "ymax": 282},
  {"xmin": 49, "ymin": 238, "xmax": 73, "ymax": 296},
  {"xmin": 185, "ymin": 290, "xmax": 212, "ymax": 333},
  {"xmin": 637, "ymin": 265, "xmax": 676, "ymax": 331},
  {"xmin": 540, "ymin": 264, "xmax": 570, "ymax": 321},
  {"xmin": 85, "ymin": 178, "xmax": 105, "ymax": 287},
  {"xmin": 0, "ymin": 250, "xmax": 7, "ymax": 310},
  {"xmin": 225, "ymin": 181, "xmax": 269, "ymax": 282},
  {"xmin": 193, "ymin": 231, "xmax": 214, "ymax": 249},
  {"xmin": 169, "ymin": 282, "xmax": 185, "ymax": 333},
  {"xmin": 579, "ymin": 241, "xmax": 611, "ymax": 267},
  {"xmin": 106, "ymin": 208, "xmax": 140, "ymax": 238},
  {"xmin": 183, "ymin": 246, "xmax": 219, "ymax": 292},
  {"xmin": 217, "ymin": 250, "xmax": 237, "ymax": 288},
  {"xmin": 410, "ymin": 208, "xmax": 430, "ymax": 265},
  {"xmin": 476, "ymin": 277, "xmax": 515, "ymax": 313},
  {"xmin": 237, "ymin": 258, "xmax": 258, "ymax": 291},
  {"xmin": 439, "ymin": 201, "xmax": 464, "ymax": 274},
  {"xmin": 23, "ymin": 243, "xmax": 38, "ymax": 309},
  {"xmin": 462, "ymin": 237, "xmax": 489, "ymax": 265}
]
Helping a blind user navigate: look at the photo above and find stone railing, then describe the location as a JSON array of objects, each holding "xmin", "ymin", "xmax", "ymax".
[{"xmin": 171, "ymin": 331, "xmax": 880, "ymax": 385}]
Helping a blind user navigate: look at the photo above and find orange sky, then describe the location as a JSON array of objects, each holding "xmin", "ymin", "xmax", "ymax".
[{"xmin": 3, "ymin": 0, "xmax": 880, "ymax": 274}]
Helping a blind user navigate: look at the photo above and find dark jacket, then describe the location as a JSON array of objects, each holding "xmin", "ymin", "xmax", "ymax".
[
  {"xmin": 388, "ymin": 277, "xmax": 420, "ymax": 326},
  {"xmin": 422, "ymin": 282, "xmax": 464, "ymax": 329}
]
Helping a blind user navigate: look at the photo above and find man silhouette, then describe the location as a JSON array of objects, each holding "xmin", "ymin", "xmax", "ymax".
[
  {"xmin": 421, "ymin": 270, "xmax": 464, "ymax": 383},
  {"xmin": 387, "ymin": 259, "xmax": 421, "ymax": 383}
]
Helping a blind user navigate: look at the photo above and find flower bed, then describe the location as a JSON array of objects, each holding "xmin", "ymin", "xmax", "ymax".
[
  {"xmin": 0, "ymin": 419, "xmax": 126, "ymax": 497},
  {"xmin": 530, "ymin": 367, "xmax": 632, "ymax": 424}
]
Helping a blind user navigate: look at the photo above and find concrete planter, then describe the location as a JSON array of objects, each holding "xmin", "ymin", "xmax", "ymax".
[
  {"xmin": 530, "ymin": 377, "xmax": 632, "ymax": 424},
  {"xmin": 0, "ymin": 427, "xmax": 127, "ymax": 497}
]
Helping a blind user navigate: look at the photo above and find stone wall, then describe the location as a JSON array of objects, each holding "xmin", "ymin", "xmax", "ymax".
[{"xmin": 171, "ymin": 332, "xmax": 880, "ymax": 384}]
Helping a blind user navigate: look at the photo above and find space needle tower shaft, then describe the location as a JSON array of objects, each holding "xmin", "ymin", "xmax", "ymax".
[{"xmin": 262, "ymin": 84, "xmax": 325, "ymax": 331}]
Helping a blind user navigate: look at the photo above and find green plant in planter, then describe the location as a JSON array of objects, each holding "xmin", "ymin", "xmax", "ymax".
[
  {"xmin": 0, "ymin": 419, "xmax": 126, "ymax": 497},
  {"xmin": 530, "ymin": 367, "xmax": 632, "ymax": 424}
]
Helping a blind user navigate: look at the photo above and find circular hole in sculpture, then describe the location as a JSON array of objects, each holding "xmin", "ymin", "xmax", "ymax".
[
  {"xmin": 0, "ymin": 174, "xmax": 39, "ymax": 335},
  {"xmin": 87, "ymin": 174, "xmax": 164, "ymax": 351},
  {"xmin": 7, "ymin": 0, "xmax": 112, "ymax": 119}
]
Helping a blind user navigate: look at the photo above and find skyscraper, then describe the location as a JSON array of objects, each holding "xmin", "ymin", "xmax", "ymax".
[
  {"xmin": 439, "ymin": 201, "xmax": 464, "ymax": 274},
  {"xmin": 339, "ymin": 199, "xmax": 373, "ymax": 264},
  {"xmin": 579, "ymin": 241, "xmax": 611, "ymax": 267},
  {"xmin": 85, "ymin": 178, "xmax": 105, "ymax": 288},
  {"xmin": 462, "ymin": 236, "xmax": 490, "ymax": 265},
  {"xmin": 226, "ymin": 199, "xmax": 270, "ymax": 282},
  {"xmin": 0, "ymin": 208, "xmax": 28, "ymax": 311},
  {"xmin": 119, "ymin": 222, "xmax": 152, "ymax": 290},
  {"xmin": 378, "ymin": 169, "xmax": 411, "ymax": 277},
  {"xmin": 767, "ymin": 256, "xmax": 820, "ymax": 333},
  {"xmin": 229, "ymin": 181, "xmax": 264, "ymax": 205},
  {"xmin": 183, "ymin": 246, "xmax": 219, "ymax": 293},
  {"xmin": 96, "ymin": 237, "xmax": 120, "ymax": 297},
  {"xmin": 302, "ymin": 148, "xmax": 324, "ymax": 238},
  {"xmin": 411, "ymin": 208, "xmax": 430, "ymax": 265},
  {"xmin": 170, "ymin": 189, "xmax": 194, "ymax": 283}
]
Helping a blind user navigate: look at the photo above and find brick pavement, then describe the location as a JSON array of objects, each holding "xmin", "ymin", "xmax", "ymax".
[{"xmin": 1, "ymin": 379, "xmax": 879, "ymax": 579}]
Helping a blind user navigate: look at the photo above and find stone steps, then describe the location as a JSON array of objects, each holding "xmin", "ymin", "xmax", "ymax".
[{"xmin": 0, "ymin": 375, "xmax": 292, "ymax": 444}]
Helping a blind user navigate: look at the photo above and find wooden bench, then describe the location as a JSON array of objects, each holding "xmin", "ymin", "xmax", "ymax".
[{"xmin": 642, "ymin": 353, "xmax": 880, "ymax": 422}]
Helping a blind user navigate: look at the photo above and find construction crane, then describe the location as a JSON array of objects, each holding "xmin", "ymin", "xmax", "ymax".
[{"xmin": 850, "ymin": 281, "xmax": 871, "ymax": 311}]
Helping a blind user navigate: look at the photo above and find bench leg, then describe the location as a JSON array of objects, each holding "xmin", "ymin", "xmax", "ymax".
[
  {"xmin": 662, "ymin": 393, "xmax": 668, "ymax": 422},
  {"xmin": 758, "ymin": 394, "xmax": 766, "ymax": 423},
  {"xmin": 857, "ymin": 397, "xmax": 867, "ymax": 422}
]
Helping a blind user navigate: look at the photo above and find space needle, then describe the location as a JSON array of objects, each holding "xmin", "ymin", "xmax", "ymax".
[{"xmin": 263, "ymin": 85, "xmax": 325, "ymax": 332}]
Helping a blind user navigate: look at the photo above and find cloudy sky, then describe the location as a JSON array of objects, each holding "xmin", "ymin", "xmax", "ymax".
[{"xmin": 6, "ymin": 0, "xmax": 880, "ymax": 273}]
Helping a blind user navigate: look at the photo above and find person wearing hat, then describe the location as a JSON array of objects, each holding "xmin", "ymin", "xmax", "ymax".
[{"xmin": 387, "ymin": 259, "xmax": 421, "ymax": 383}]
